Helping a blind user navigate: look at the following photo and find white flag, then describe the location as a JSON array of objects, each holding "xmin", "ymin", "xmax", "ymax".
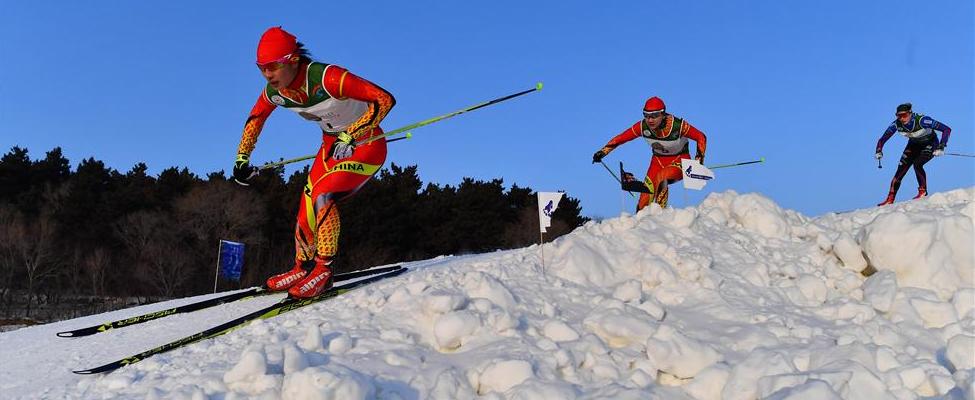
[
  {"xmin": 680, "ymin": 159, "xmax": 715, "ymax": 190},
  {"xmin": 537, "ymin": 192, "xmax": 564, "ymax": 233}
]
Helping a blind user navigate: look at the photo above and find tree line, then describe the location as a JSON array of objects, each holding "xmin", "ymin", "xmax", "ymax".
[{"xmin": 0, "ymin": 146, "xmax": 588, "ymax": 320}]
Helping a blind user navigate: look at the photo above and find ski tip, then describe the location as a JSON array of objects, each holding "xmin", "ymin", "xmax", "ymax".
[
  {"xmin": 72, "ymin": 366, "xmax": 110, "ymax": 375},
  {"xmin": 535, "ymin": 82, "xmax": 544, "ymax": 91},
  {"xmin": 760, "ymin": 157, "xmax": 766, "ymax": 162},
  {"xmin": 405, "ymin": 132, "xmax": 413, "ymax": 138},
  {"xmin": 56, "ymin": 332, "xmax": 76, "ymax": 338}
]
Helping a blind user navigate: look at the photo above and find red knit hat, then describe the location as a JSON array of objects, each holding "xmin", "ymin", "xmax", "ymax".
[
  {"xmin": 643, "ymin": 96, "xmax": 666, "ymax": 112},
  {"xmin": 257, "ymin": 27, "xmax": 298, "ymax": 64}
]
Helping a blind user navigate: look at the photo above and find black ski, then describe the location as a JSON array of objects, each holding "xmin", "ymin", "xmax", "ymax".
[
  {"xmin": 73, "ymin": 267, "xmax": 407, "ymax": 374},
  {"xmin": 619, "ymin": 161, "xmax": 653, "ymax": 193},
  {"xmin": 57, "ymin": 265, "xmax": 402, "ymax": 338}
]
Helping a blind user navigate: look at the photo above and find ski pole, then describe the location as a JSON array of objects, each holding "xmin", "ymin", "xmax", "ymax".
[
  {"xmin": 257, "ymin": 133, "xmax": 413, "ymax": 171},
  {"xmin": 598, "ymin": 160, "xmax": 636, "ymax": 198},
  {"xmin": 358, "ymin": 82, "xmax": 544, "ymax": 146},
  {"xmin": 946, "ymin": 152, "xmax": 975, "ymax": 158},
  {"xmin": 385, "ymin": 132, "xmax": 413, "ymax": 143},
  {"xmin": 708, "ymin": 158, "xmax": 766, "ymax": 170},
  {"xmin": 258, "ymin": 83, "xmax": 543, "ymax": 170}
]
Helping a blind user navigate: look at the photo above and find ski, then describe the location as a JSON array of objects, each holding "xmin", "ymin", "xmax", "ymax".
[
  {"xmin": 57, "ymin": 265, "xmax": 402, "ymax": 338},
  {"xmin": 619, "ymin": 161, "xmax": 653, "ymax": 194},
  {"xmin": 73, "ymin": 267, "xmax": 407, "ymax": 374}
]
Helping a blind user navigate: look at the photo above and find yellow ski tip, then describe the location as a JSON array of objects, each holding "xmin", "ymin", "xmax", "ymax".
[
  {"xmin": 405, "ymin": 132, "xmax": 413, "ymax": 138},
  {"xmin": 535, "ymin": 82, "xmax": 544, "ymax": 91},
  {"xmin": 760, "ymin": 157, "xmax": 766, "ymax": 162}
]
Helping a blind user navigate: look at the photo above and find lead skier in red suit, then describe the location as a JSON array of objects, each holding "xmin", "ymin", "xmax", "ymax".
[
  {"xmin": 592, "ymin": 96, "xmax": 707, "ymax": 211},
  {"xmin": 232, "ymin": 27, "xmax": 395, "ymax": 298}
]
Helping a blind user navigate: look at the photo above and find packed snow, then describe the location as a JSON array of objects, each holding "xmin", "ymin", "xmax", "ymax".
[{"xmin": 1, "ymin": 188, "xmax": 973, "ymax": 399}]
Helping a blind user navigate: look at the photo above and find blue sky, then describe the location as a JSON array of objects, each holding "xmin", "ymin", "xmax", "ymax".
[{"xmin": 2, "ymin": 1, "xmax": 972, "ymax": 219}]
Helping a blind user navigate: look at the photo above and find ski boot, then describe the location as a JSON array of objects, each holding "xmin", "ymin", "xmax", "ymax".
[
  {"xmin": 912, "ymin": 188, "xmax": 927, "ymax": 200},
  {"xmin": 288, "ymin": 256, "xmax": 334, "ymax": 298},
  {"xmin": 266, "ymin": 260, "xmax": 312, "ymax": 291},
  {"xmin": 877, "ymin": 193, "xmax": 895, "ymax": 206}
]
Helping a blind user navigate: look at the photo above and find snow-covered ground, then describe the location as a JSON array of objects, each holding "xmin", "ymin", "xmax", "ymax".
[{"xmin": 1, "ymin": 188, "xmax": 973, "ymax": 399}]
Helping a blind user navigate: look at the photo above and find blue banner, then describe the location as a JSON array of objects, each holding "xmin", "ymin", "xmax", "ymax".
[{"xmin": 219, "ymin": 240, "xmax": 245, "ymax": 281}]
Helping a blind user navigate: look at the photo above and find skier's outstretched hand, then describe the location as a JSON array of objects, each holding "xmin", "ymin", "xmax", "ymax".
[
  {"xmin": 933, "ymin": 146, "xmax": 945, "ymax": 157},
  {"xmin": 874, "ymin": 151, "xmax": 883, "ymax": 160},
  {"xmin": 233, "ymin": 153, "xmax": 259, "ymax": 186},
  {"xmin": 592, "ymin": 149, "xmax": 607, "ymax": 164}
]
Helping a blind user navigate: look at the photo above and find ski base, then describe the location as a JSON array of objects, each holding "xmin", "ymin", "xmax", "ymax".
[
  {"xmin": 73, "ymin": 267, "xmax": 406, "ymax": 374},
  {"xmin": 58, "ymin": 265, "xmax": 402, "ymax": 338}
]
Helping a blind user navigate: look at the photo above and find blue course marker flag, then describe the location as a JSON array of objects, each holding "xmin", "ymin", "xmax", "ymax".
[{"xmin": 218, "ymin": 240, "xmax": 245, "ymax": 281}]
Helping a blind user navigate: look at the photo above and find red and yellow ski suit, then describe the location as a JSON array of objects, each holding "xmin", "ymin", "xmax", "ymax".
[
  {"xmin": 598, "ymin": 115, "xmax": 707, "ymax": 210},
  {"xmin": 238, "ymin": 61, "xmax": 395, "ymax": 261}
]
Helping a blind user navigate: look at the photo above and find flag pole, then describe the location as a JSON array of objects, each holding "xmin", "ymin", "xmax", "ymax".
[
  {"xmin": 213, "ymin": 241, "xmax": 222, "ymax": 293},
  {"xmin": 536, "ymin": 192, "xmax": 564, "ymax": 275},
  {"xmin": 539, "ymin": 230, "xmax": 545, "ymax": 274},
  {"xmin": 538, "ymin": 199, "xmax": 546, "ymax": 275}
]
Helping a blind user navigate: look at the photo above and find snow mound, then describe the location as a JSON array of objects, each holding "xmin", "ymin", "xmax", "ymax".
[
  {"xmin": 860, "ymin": 210, "xmax": 974, "ymax": 297},
  {"xmin": 2, "ymin": 188, "xmax": 973, "ymax": 400}
]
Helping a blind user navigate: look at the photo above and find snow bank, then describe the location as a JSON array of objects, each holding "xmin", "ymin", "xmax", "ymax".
[
  {"xmin": 281, "ymin": 364, "xmax": 376, "ymax": 399},
  {"xmin": 646, "ymin": 325, "xmax": 722, "ymax": 379},
  {"xmin": 947, "ymin": 334, "xmax": 975, "ymax": 371},
  {"xmin": 3, "ymin": 188, "xmax": 973, "ymax": 400},
  {"xmin": 860, "ymin": 210, "xmax": 974, "ymax": 298}
]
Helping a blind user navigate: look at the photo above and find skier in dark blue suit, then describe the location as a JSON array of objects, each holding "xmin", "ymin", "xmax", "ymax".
[{"xmin": 875, "ymin": 103, "xmax": 952, "ymax": 206}]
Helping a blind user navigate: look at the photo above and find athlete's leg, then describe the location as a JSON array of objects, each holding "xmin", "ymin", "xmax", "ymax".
[
  {"xmin": 911, "ymin": 142, "xmax": 934, "ymax": 196},
  {"xmin": 887, "ymin": 145, "xmax": 917, "ymax": 197},
  {"xmin": 637, "ymin": 160, "xmax": 659, "ymax": 212},
  {"xmin": 294, "ymin": 146, "xmax": 329, "ymax": 262},
  {"xmin": 647, "ymin": 155, "xmax": 684, "ymax": 208},
  {"xmin": 306, "ymin": 134, "xmax": 386, "ymax": 259},
  {"xmin": 653, "ymin": 165, "xmax": 684, "ymax": 208},
  {"xmin": 267, "ymin": 144, "xmax": 330, "ymax": 291},
  {"xmin": 289, "ymin": 129, "xmax": 387, "ymax": 298}
]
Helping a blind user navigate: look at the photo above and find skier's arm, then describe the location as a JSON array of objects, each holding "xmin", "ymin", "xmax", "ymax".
[
  {"xmin": 598, "ymin": 121, "xmax": 642, "ymax": 154},
  {"xmin": 920, "ymin": 116, "xmax": 952, "ymax": 148},
  {"xmin": 681, "ymin": 122, "xmax": 707, "ymax": 162},
  {"xmin": 237, "ymin": 92, "xmax": 277, "ymax": 157},
  {"xmin": 875, "ymin": 124, "xmax": 897, "ymax": 153},
  {"xmin": 592, "ymin": 122, "xmax": 642, "ymax": 163},
  {"xmin": 323, "ymin": 66, "xmax": 395, "ymax": 140}
]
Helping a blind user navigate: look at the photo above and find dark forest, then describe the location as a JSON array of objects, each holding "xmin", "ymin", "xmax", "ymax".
[{"xmin": 0, "ymin": 146, "xmax": 587, "ymax": 323}]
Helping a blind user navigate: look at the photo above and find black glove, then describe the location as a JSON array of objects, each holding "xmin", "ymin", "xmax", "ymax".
[
  {"xmin": 232, "ymin": 153, "xmax": 258, "ymax": 186},
  {"xmin": 592, "ymin": 149, "xmax": 608, "ymax": 164},
  {"xmin": 695, "ymin": 153, "xmax": 705, "ymax": 164},
  {"xmin": 330, "ymin": 132, "xmax": 356, "ymax": 160}
]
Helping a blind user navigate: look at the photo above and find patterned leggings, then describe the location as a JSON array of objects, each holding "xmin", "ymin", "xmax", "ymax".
[
  {"xmin": 637, "ymin": 153, "xmax": 690, "ymax": 211},
  {"xmin": 295, "ymin": 128, "xmax": 386, "ymax": 261}
]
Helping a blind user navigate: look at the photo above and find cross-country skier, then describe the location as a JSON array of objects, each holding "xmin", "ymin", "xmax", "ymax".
[
  {"xmin": 232, "ymin": 26, "xmax": 395, "ymax": 298},
  {"xmin": 875, "ymin": 103, "xmax": 951, "ymax": 206},
  {"xmin": 592, "ymin": 96, "xmax": 707, "ymax": 210}
]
